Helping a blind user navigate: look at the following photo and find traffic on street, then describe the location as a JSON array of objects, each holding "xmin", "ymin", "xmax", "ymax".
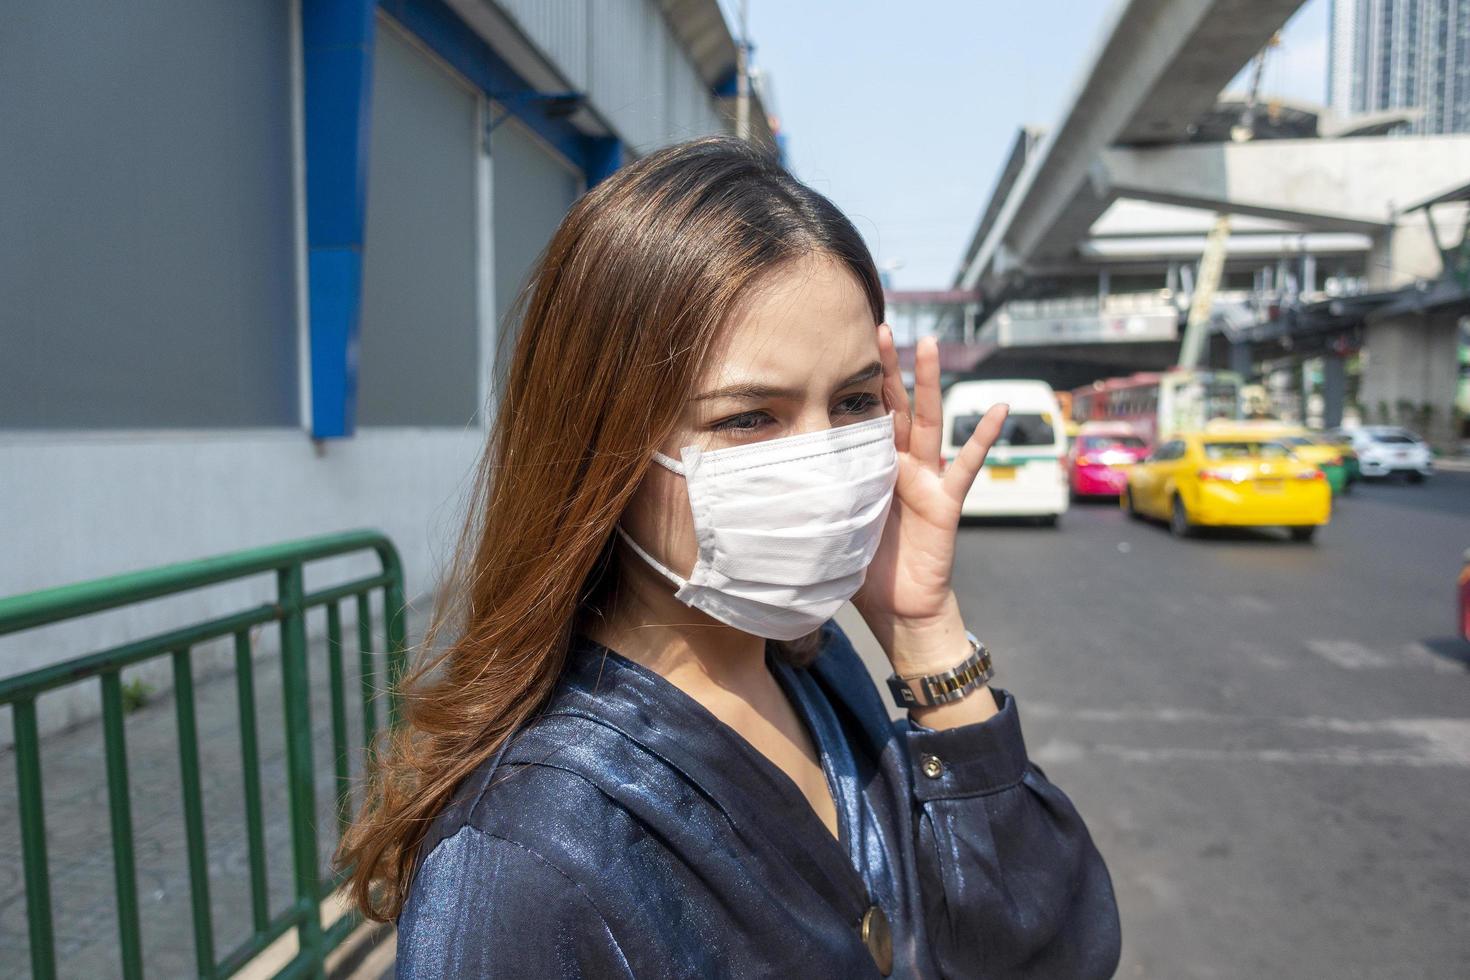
[{"xmin": 942, "ymin": 464, "xmax": 1470, "ymax": 977}]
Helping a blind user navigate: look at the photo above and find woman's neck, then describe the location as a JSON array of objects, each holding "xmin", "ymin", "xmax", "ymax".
[{"xmin": 588, "ymin": 564, "xmax": 772, "ymax": 699}]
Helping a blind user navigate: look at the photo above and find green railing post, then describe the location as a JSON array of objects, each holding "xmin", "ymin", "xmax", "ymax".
[
  {"xmin": 14, "ymin": 697, "xmax": 57, "ymax": 980},
  {"xmin": 234, "ymin": 629, "xmax": 271, "ymax": 937},
  {"xmin": 173, "ymin": 646, "xmax": 216, "ymax": 974},
  {"xmin": 277, "ymin": 563, "xmax": 323, "ymax": 971},
  {"xmin": 383, "ymin": 576, "xmax": 408, "ymax": 731},
  {"xmin": 100, "ymin": 671, "xmax": 145, "ymax": 980},
  {"xmin": 326, "ymin": 602, "xmax": 351, "ymax": 840},
  {"xmin": 355, "ymin": 593, "xmax": 378, "ymax": 755}
]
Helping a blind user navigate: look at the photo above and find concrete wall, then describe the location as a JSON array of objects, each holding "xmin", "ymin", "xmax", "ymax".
[
  {"xmin": 0, "ymin": 427, "xmax": 482, "ymax": 747},
  {"xmin": 1358, "ymin": 311, "xmax": 1464, "ymax": 449}
]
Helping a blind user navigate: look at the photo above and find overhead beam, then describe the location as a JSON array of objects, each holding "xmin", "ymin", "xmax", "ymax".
[
  {"xmin": 1102, "ymin": 137, "xmax": 1470, "ymax": 234},
  {"xmin": 1113, "ymin": 0, "xmax": 1309, "ymax": 146}
]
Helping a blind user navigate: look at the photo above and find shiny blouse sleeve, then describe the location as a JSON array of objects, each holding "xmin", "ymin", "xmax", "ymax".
[
  {"xmin": 904, "ymin": 690, "xmax": 1121, "ymax": 979},
  {"xmin": 395, "ymin": 824, "xmax": 634, "ymax": 979}
]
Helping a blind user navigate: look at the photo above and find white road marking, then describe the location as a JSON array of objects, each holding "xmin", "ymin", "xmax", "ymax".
[
  {"xmin": 1027, "ymin": 707, "xmax": 1470, "ymax": 768},
  {"xmin": 1305, "ymin": 639, "xmax": 1395, "ymax": 669},
  {"xmin": 1228, "ymin": 637, "xmax": 1289, "ymax": 669},
  {"xmin": 1399, "ymin": 641, "xmax": 1465, "ymax": 674},
  {"xmin": 1035, "ymin": 739, "xmax": 1470, "ymax": 768}
]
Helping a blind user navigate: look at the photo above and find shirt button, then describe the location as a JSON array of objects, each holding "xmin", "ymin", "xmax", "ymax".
[
  {"xmin": 861, "ymin": 903, "xmax": 893, "ymax": 976},
  {"xmin": 920, "ymin": 753, "xmax": 944, "ymax": 779}
]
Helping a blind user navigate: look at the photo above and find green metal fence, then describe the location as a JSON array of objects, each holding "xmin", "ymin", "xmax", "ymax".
[{"xmin": 0, "ymin": 530, "xmax": 409, "ymax": 979}]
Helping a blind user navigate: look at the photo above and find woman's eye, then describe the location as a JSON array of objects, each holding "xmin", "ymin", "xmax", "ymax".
[
  {"xmin": 711, "ymin": 410, "xmax": 774, "ymax": 433},
  {"xmin": 835, "ymin": 392, "xmax": 880, "ymax": 415}
]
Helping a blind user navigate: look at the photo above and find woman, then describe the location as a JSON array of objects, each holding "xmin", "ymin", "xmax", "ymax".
[{"xmin": 339, "ymin": 136, "xmax": 1120, "ymax": 978}]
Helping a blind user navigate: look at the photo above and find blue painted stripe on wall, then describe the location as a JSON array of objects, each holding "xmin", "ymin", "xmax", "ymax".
[
  {"xmin": 303, "ymin": 0, "xmax": 376, "ymax": 439},
  {"xmin": 303, "ymin": 0, "xmax": 376, "ymax": 45},
  {"xmin": 712, "ymin": 66, "xmax": 739, "ymax": 98},
  {"xmin": 303, "ymin": 44, "xmax": 374, "ymax": 246},
  {"xmin": 584, "ymin": 136, "xmax": 623, "ymax": 188},
  {"xmin": 307, "ymin": 248, "xmax": 363, "ymax": 438}
]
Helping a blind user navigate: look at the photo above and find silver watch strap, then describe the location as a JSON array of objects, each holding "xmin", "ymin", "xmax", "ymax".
[{"xmin": 886, "ymin": 631, "xmax": 993, "ymax": 708}]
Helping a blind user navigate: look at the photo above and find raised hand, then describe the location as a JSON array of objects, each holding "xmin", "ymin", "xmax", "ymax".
[{"xmin": 854, "ymin": 325, "xmax": 1008, "ymax": 677}]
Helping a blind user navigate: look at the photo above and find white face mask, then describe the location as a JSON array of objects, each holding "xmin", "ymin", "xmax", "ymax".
[{"xmin": 617, "ymin": 412, "xmax": 899, "ymax": 641}]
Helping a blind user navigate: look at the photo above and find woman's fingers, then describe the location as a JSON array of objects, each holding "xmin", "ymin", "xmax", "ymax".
[
  {"xmin": 942, "ymin": 403, "xmax": 1009, "ymax": 502},
  {"xmin": 910, "ymin": 336, "xmax": 943, "ymax": 471},
  {"xmin": 877, "ymin": 323, "xmax": 912, "ymax": 453}
]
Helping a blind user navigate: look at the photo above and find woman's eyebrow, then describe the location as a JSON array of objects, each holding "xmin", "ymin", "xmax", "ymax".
[
  {"xmin": 693, "ymin": 361, "xmax": 883, "ymax": 403},
  {"xmin": 838, "ymin": 362, "xmax": 883, "ymax": 388},
  {"xmin": 693, "ymin": 381, "xmax": 799, "ymax": 403}
]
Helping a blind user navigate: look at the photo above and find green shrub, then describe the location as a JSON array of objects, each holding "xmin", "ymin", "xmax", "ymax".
[{"xmin": 121, "ymin": 677, "xmax": 153, "ymax": 714}]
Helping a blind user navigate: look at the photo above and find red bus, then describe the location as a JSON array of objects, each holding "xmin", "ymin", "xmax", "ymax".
[{"xmin": 1071, "ymin": 369, "xmax": 1243, "ymax": 445}]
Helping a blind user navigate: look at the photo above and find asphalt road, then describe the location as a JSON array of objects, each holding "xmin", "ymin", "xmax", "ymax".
[{"xmin": 845, "ymin": 469, "xmax": 1470, "ymax": 979}]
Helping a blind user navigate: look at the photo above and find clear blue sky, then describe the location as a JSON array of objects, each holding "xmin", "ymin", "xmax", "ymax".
[{"xmin": 719, "ymin": 0, "xmax": 1328, "ymax": 290}]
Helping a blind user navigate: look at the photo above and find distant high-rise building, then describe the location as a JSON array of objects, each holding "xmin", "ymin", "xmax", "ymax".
[{"xmin": 1328, "ymin": 0, "xmax": 1470, "ymax": 134}]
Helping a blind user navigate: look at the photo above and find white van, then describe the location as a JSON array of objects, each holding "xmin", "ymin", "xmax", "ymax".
[{"xmin": 941, "ymin": 380, "xmax": 1069, "ymax": 524}]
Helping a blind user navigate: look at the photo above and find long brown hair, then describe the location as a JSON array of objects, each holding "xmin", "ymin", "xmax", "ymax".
[{"xmin": 337, "ymin": 135, "xmax": 885, "ymax": 921}]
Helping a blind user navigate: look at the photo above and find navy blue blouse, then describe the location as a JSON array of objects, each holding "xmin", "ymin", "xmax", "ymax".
[{"xmin": 395, "ymin": 622, "xmax": 1120, "ymax": 978}]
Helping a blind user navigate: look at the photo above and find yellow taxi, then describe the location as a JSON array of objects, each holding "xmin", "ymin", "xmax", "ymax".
[
  {"xmin": 1122, "ymin": 431, "xmax": 1331, "ymax": 542},
  {"xmin": 1204, "ymin": 420, "xmax": 1350, "ymax": 494}
]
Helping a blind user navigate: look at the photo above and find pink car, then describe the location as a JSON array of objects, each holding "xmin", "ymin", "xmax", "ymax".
[
  {"xmin": 1069, "ymin": 423, "xmax": 1150, "ymax": 497},
  {"xmin": 1459, "ymin": 548, "xmax": 1469, "ymax": 644}
]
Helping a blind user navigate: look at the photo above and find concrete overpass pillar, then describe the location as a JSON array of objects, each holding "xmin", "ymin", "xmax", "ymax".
[
  {"xmin": 1295, "ymin": 360, "xmax": 1311, "ymax": 425},
  {"xmin": 1322, "ymin": 353, "xmax": 1346, "ymax": 430},
  {"xmin": 1359, "ymin": 310, "xmax": 1462, "ymax": 451},
  {"xmin": 1230, "ymin": 341, "xmax": 1252, "ymax": 381}
]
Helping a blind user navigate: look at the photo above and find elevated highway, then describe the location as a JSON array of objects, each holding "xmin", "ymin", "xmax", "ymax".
[
  {"xmin": 940, "ymin": 0, "xmax": 1470, "ymax": 447},
  {"xmin": 955, "ymin": 0, "xmax": 1307, "ymax": 301}
]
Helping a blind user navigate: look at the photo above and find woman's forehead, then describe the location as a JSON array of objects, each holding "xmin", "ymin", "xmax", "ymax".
[{"xmin": 697, "ymin": 256, "xmax": 878, "ymax": 391}]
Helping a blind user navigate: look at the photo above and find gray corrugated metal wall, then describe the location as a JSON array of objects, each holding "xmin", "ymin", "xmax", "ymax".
[
  {"xmin": 493, "ymin": 0, "xmax": 723, "ymax": 154},
  {"xmin": 663, "ymin": 20, "xmax": 720, "ymax": 141},
  {"xmin": 0, "ymin": 0, "xmax": 298, "ymax": 428},
  {"xmin": 358, "ymin": 25, "xmax": 481, "ymax": 427},
  {"xmin": 589, "ymin": 0, "xmax": 671, "ymax": 151},
  {"xmin": 490, "ymin": 118, "xmax": 584, "ymax": 349},
  {"xmin": 495, "ymin": 0, "xmax": 590, "ymax": 90}
]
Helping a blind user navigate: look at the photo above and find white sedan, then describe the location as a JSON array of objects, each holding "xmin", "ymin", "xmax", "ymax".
[{"xmin": 1349, "ymin": 426, "xmax": 1434, "ymax": 483}]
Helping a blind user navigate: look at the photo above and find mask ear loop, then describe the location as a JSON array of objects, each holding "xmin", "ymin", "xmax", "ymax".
[
  {"xmin": 614, "ymin": 526, "xmax": 689, "ymax": 589},
  {"xmin": 651, "ymin": 450, "xmax": 685, "ymax": 474},
  {"xmin": 611, "ymin": 445, "xmax": 690, "ymax": 587}
]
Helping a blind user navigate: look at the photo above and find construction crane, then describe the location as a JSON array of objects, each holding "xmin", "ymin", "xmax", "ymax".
[{"xmin": 1176, "ymin": 35, "xmax": 1279, "ymax": 370}]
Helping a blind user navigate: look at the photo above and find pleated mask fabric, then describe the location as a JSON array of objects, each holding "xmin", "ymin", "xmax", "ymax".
[{"xmin": 618, "ymin": 412, "xmax": 899, "ymax": 640}]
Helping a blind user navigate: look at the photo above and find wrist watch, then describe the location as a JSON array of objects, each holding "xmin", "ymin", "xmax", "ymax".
[{"xmin": 886, "ymin": 630, "xmax": 993, "ymax": 708}]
